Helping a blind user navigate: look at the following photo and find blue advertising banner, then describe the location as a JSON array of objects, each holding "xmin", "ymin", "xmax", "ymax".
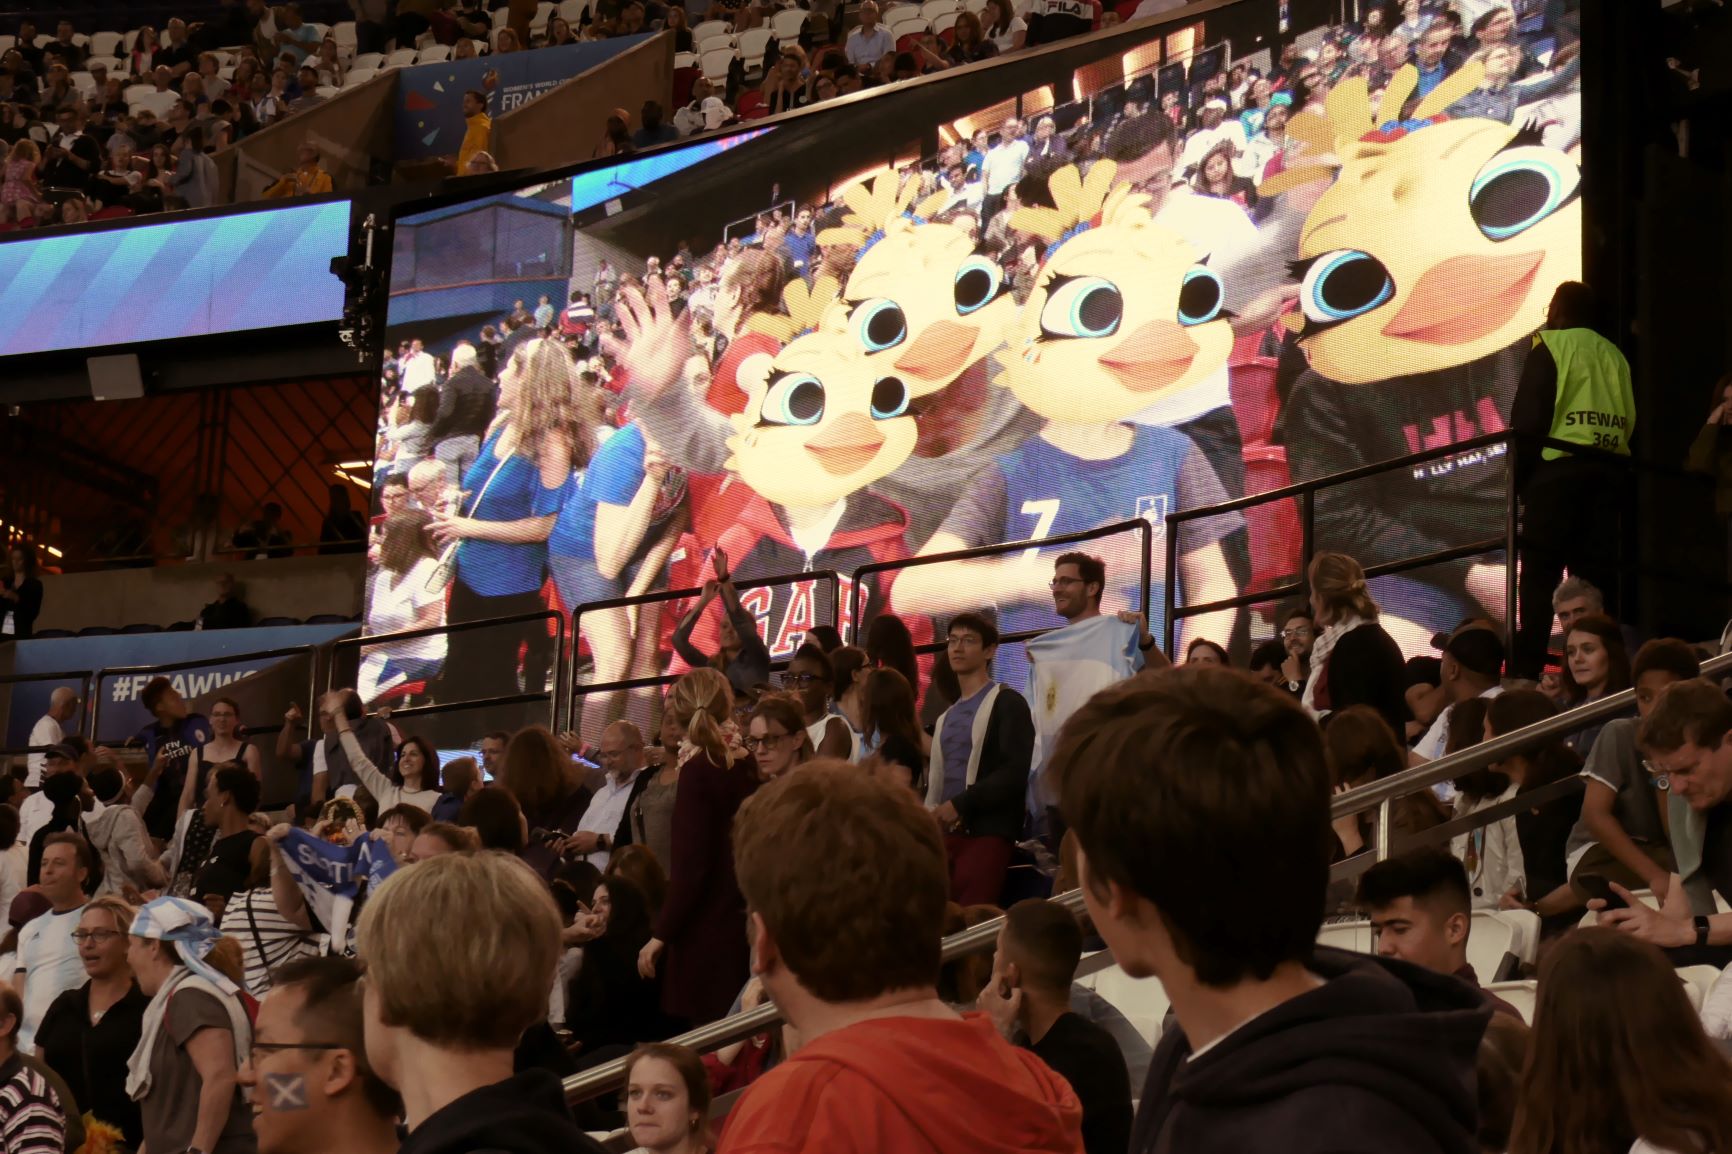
[
  {"xmin": 395, "ymin": 36, "xmax": 653, "ymax": 162},
  {"xmin": 5, "ymin": 624, "xmax": 355, "ymax": 747}
]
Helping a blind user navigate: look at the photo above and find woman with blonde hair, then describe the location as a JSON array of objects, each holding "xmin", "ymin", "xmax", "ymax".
[
  {"xmin": 1300, "ymin": 552, "xmax": 1407, "ymax": 735},
  {"xmin": 636, "ymin": 669, "xmax": 759, "ymax": 1027},
  {"xmin": 431, "ymin": 337, "xmax": 589, "ymax": 703}
]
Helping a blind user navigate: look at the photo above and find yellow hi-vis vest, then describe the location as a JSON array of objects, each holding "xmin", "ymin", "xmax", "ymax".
[{"xmin": 1537, "ymin": 327, "xmax": 1635, "ymax": 461}]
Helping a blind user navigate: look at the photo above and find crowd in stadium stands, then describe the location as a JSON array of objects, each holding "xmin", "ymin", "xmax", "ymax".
[{"xmin": 8, "ymin": 544, "xmax": 1732, "ymax": 1152}]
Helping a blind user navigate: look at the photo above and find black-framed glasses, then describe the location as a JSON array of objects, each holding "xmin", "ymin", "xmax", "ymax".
[
  {"xmin": 1048, "ymin": 577, "xmax": 1084, "ymax": 589},
  {"xmin": 70, "ymin": 930, "xmax": 122, "ymax": 943},
  {"xmin": 1281, "ymin": 627, "xmax": 1313, "ymax": 640},
  {"xmin": 249, "ymin": 1041, "xmax": 345, "ymax": 1064},
  {"xmin": 744, "ymin": 733, "xmax": 793, "ymax": 751},
  {"xmin": 780, "ymin": 672, "xmax": 820, "ymax": 685},
  {"xmin": 946, "ymin": 635, "xmax": 984, "ymax": 648}
]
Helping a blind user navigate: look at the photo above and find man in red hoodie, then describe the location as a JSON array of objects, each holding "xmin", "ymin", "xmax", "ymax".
[{"xmin": 719, "ymin": 761, "xmax": 1084, "ymax": 1154}]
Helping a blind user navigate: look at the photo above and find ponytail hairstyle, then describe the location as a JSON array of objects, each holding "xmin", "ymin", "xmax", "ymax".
[
  {"xmin": 1307, "ymin": 552, "xmax": 1378, "ymax": 626},
  {"xmin": 668, "ymin": 667, "xmax": 735, "ymax": 767},
  {"xmin": 830, "ymin": 645, "xmax": 869, "ymax": 702}
]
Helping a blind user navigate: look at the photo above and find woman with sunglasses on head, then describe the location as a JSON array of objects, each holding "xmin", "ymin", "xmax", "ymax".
[{"xmin": 37, "ymin": 896, "xmax": 146, "ymax": 1150}]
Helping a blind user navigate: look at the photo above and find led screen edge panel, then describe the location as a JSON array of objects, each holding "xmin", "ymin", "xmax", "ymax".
[
  {"xmin": 369, "ymin": 0, "xmax": 1586, "ymax": 719},
  {"xmin": 0, "ymin": 199, "xmax": 351, "ymax": 358}
]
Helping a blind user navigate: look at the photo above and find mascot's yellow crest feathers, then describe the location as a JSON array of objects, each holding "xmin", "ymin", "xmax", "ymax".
[
  {"xmin": 1006, "ymin": 160, "xmax": 1149, "ymax": 244},
  {"xmin": 742, "ymin": 273, "xmax": 843, "ymax": 344},
  {"xmin": 813, "ymin": 171, "xmax": 948, "ymax": 251}
]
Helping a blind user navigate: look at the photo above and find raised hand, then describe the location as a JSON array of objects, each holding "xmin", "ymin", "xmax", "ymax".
[{"xmin": 599, "ymin": 276, "xmax": 693, "ymax": 404}]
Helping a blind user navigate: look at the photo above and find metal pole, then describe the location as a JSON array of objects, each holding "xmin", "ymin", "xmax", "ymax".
[
  {"xmin": 1375, "ymin": 798, "xmax": 1392, "ymax": 862},
  {"xmin": 1299, "ymin": 489, "xmax": 1316, "ymax": 583},
  {"xmin": 1162, "ymin": 512, "xmax": 1179, "ymax": 656},
  {"xmin": 1504, "ymin": 437, "xmax": 1519, "ymax": 667}
]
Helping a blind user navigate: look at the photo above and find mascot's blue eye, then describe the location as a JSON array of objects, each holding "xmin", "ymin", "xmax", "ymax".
[
  {"xmin": 1039, "ymin": 276, "xmax": 1123, "ymax": 340},
  {"xmin": 953, "ymin": 256, "xmax": 1004, "ymax": 315},
  {"xmin": 1298, "ymin": 249, "xmax": 1395, "ymax": 326},
  {"xmin": 851, "ymin": 298, "xmax": 907, "ymax": 353},
  {"xmin": 760, "ymin": 374, "xmax": 826, "ymax": 426},
  {"xmin": 870, "ymin": 376, "xmax": 910, "ymax": 420},
  {"xmin": 1470, "ymin": 147, "xmax": 1581, "ymax": 241},
  {"xmin": 1177, "ymin": 266, "xmax": 1225, "ymax": 326}
]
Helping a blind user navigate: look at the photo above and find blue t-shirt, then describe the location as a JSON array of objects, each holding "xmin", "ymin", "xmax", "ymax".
[
  {"xmin": 940, "ymin": 682, "xmax": 993, "ymax": 803},
  {"xmin": 990, "ymin": 426, "xmax": 1187, "ymax": 686},
  {"xmin": 549, "ymin": 424, "xmax": 686, "ymax": 563},
  {"xmin": 455, "ymin": 427, "xmax": 570, "ymax": 598},
  {"xmin": 135, "ymin": 713, "xmax": 211, "ymax": 839}
]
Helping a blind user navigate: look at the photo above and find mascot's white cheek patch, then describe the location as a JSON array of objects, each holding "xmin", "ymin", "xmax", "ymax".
[{"xmin": 265, "ymin": 1073, "xmax": 310, "ymax": 1111}]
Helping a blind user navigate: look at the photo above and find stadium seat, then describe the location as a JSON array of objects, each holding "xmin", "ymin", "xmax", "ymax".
[
  {"xmin": 492, "ymin": 7, "xmax": 513, "ymax": 27},
  {"xmin": 32, "ymin": 628, "xmax": 74, "ymax": 639},
  {"xmin": 882, "ymin": 3, "xmax": 921, "ymax": 24},
  {"xmin": 90, "ymin": 30, "xmax": 123, "ymax": 57},
  {"xmin": 1483, "ymin": 980, "xmax": 1536, "ymax": 1024},
  {"xmin": 1315, "ymin": 920, "xmax": 1373, "ymax": 953},
  {"xmin": 332, "ymin": 20, "xmax": 358, "ymax": 48},
  {"xmin": 166, "ymin": 621, "xmax": 195, "ymax": 632},
  {"xmin": 557, "ymin": 0, "xmax": 588, "ymax": 22},
  {"xmin": 700, "ymin": 45, "xmax": 736, "ymax": 84},
  {"xmin": 770, "ymin": 8, "xmax": 807, "ymax": 41},
  {"xmin": 736, "ymin": 88, "xmax": 766, "ymax": 118},
  {"xmin": 921, "ymin": 0, "xmax": 959, "ymax": 19},
  {"xmin": 1241, "ymin": 445, "xmax": 1299, "ymax": 601},
  {"xmin": 890, "ymin": 16, "xmax": 929, "ymax": 40},
  {"xmin": 131, "ymin": 91, "xmax": 179, "ymax": 118},
  {"xmin": 256, "ymin": 615, "xmax": 304, "ymax": 626},
  {"xmin": 1227, "ymin": 355, "xmax": 1281, "ymax": 447},
  {"xmin": 124, "ymin": 82, "xmax": 154, "ymax": 105},
  {"xmin": 343, "ymin": 67, "xmax": 378, "ymax": 86},
  {"xmin": 1465, "ymin": 911, "xmax": 1518, "ymax": 984},
  {"xmin": 315, "ymin": 85, "xmax": 340, "ymax": 98},
  {"xmin": 417, "ymin": 43, "xmax": 451, "ymax": 62},
  {"xmin": 1488, "ymin": 907, "xmax": 1539, "ymax": 967},
  {"xmin": 737, "ymin": 26, "xmax": 774, "ymax": 71},
  {"xmin": 1680, "ymin": 965, "xmax": 1722, "ymax": 1012},
  {"xmin": 1078, "ymin": 960, "xmax": 1170, "ymax": 1046},
  {"xmin": 70, "ymin": 71, "xmax": 96, "ymax": 93},
  {"xmin": 306, "ymin": 613, "xmax": 353, "ymax": 625},
  {"xmin": 0, "ymin": 36, "xmax": 14, "ymax": 54},
  {"xmin": 933, "ymin": 11, "xmax": 958, "ymax": 33},
  {"xmin": 694, "ymin": 18, "xmax": 733, "ymax": 40},
  {"xmin": 77, "ymin": 625, "xmax": 118, "ymax": 636},
  {"xmin": 122, "ymin": 29, "xmax": 141, "ymax": 53},
  {"xmin": 674, "ymin": 50, "xmax": 700, "ymax": 69},
  {"xmin": 385, "ymin": 47, "xmax": 419, "ymax": 67},
  {"xmin": 351, "ymin": 51, "xmax": 384, "ymax": 71},
  {"xmin": 119, "ymin": 622, "xmax": 162, "ymax": 634},
  {"xmin": 1115, "ymin": 0, "xmax": 1139, "ymax": 21},
  {"xmin": 532, "ymin": 1, "xmax": 556, "ymax": 31},
  {"xmin": 672, "ymin": 65, "xmax": 700, "ymax": 106},
  {"xmin": 696, "ymin": 29, "xmax": 735, "ymax": 53},
  {"xmin": 87, "ymin": 54, "xmax": 125, "ymax": 75},
  {"xmin": 306, "ymin": 23, "xmax": 330, "ymax": 39}
]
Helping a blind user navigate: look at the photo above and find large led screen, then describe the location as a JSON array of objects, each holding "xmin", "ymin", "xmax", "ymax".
[
  {"xmin": 370, "ymin": 0, "xmax": 1585, "ymax": 728},
  {"xmin": 0, "ymin": 200, "xmax": 351, "ymax": 356}
]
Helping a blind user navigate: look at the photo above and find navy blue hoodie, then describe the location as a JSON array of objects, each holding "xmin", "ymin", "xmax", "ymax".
[{"xmin": 1131, "ymin": 947, "xmax": 1489, "ymax": 1154}]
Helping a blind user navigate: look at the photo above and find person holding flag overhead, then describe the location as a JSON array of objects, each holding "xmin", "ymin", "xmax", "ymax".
[
  {"xmin": 263, "ymin": 813, "xmax": 401, "ymax": 960},
  {"xmin": 126, "ymin": 895, "xmax": 256, "ymax": 1154}
]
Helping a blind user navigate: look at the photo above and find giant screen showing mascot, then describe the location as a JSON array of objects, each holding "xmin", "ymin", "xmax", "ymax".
[{"xmin": 369, "ymin": 0, "xmax": 1584, "ymax": 732}]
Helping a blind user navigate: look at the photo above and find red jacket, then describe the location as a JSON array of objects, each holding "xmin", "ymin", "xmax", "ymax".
[{"xmin": 719, "ymin": 1013, "xmax": 1084, "ymax": 1153}]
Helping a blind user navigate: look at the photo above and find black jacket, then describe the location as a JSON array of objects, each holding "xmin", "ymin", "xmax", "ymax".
[
  {"xmin": 1132, "ymin": 948, "xmax": 1488, "ymax": 1154},
  {"xmin": 935, "ymin": 684, "xmax": 1036, "ymax": 841},
  {"xmin": 398, "ymin": 1069, "xmax": 605, "ymax": 1154},
  {"xmin": 1321, "ymin": 622, "xmax": 1410, "ymax": 736},
  {"xmin": 430, "ymin": 364, "xmax": 499, "ymax": 443}
]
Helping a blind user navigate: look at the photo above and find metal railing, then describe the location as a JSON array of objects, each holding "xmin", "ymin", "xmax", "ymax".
[
  {"xmin": 562, "ymin": 647, "xmax": 1732, "ymax": 1116},
  {"xmin": 1333, "ymin": 649, "xmax": 1732, "ymax": 864},
  {"xmin": 1161, "ymin": 430, "xmax": 1518, "ymax": 655},
  {"xmin": 328, "ymin": 609, "xmax": 566, "ymax": 733},
  {"xmin": 565, "ymin": 568, "xmax": 841, "ymax": 733},
  {"xmin": 845, "ymin": 517, "xmax": 1154, "ymax": 647},
  {"xmin": 1162, "ymin": 431, "xmax": 1716, "ymax": 656},
  {"xmin": 89, "ymin": 644, "xmax": 322, "ymax": 745}
]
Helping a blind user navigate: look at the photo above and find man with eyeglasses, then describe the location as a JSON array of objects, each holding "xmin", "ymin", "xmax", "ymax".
[
  {"xmin": 239, "ymin": 955, "xmax": 400, "ymax": 1154},
  {"xmin": 1277, "ymin": 605, "xmax": 1315, "ymax": 696},
  {"xmin": 925, "ymin": 613, "xmax": 1034, "ymax": 905},
  {"xmin": 559, "ymin": 721, "xmax": 647, "ymax": 869}
]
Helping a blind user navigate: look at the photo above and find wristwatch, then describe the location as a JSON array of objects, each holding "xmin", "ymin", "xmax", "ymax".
[{"xmin": 1696, "ymin": 915, "xmax": 1712, "ymax": 947}]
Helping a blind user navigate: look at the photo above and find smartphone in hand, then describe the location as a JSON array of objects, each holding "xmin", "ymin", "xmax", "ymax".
[{"xmin": 1576, "ymin": 873, "xmax": 1628, "ymax": 910}]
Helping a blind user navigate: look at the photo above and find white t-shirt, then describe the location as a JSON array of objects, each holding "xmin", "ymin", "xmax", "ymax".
[
  {"xmin": 25, "ymin": 717, "xmax": 61, "ymax": 789},
  {"xmin": 1130, "ymin": 0, "xmax": 1186, "ymax": 18},
  {"xmin": 17, "ymin": 903, "xmax": 87, "ymax": 1052},
  {"xmin": 1414, "ymin": 685, "xmax": 1505, "ymax": 763},
  {"xmin": 986, "ymin": 14, "xmax": 1025, "ymax": 52},
  {"xmin": 0, "ymin": 844, "xmax": 24, "ymax": 926},
  {"xmin": 1178, "ymin": 119, "xmax": 1250, "ymax": 178},
  {"xmin": 366, "ymin": 558, "xmax": 448, "ymax": 663},
  {"xmin": 982, "ymin": 137, "xmax": 1030, "ymax": 196}
]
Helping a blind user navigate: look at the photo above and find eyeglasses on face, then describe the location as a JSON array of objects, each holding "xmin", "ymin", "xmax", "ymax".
[
  {"xmin": 743, "ymin": 733, "xmax": 793, "ymax": 751},
  {"xmin": 780, "ymin": 672, "xmax": 820, "ymax": 685},
  {"xmin": 1281, "ymin": 626, "xmax": 1313, "ymax": 639},
  {"xmin": 1048, "ymin": 577, "xmax": 1085, "ymax": 590},
  {"xmin": 70, "ymin": 929, "xmax": 122, "ymax": 943}
]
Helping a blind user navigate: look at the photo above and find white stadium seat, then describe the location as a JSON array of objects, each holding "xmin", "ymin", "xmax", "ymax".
[
  {"xmin": 921, "ymin": 0, "xmax": 959, "ymax": 20},
  {"xmin": 693, "ymin": 19, "xmax": 733, "ymax": 42},
  {"xmin": 737, "ymin": 27, "xmax": 774, "ymax": 71},
  {"xmin": 343, "ymin": 67, "xmax": 379, "ymax": 87},
  {"xmin": 700, "ymin": 46, "xmax": 737, "ymax": 85},
  {"xmin": 385, "ymin": 47, "xmax": 419, "ymax": 67},
  {"xmin": 1315, "ymin": 919, "xmax": 1374, "ymax": 953},
  {"xmin": 1484, "ymin": 980, "xmax": 1536, "ymax": 1024},
  {"xmin": 90, "ymin": 30, "xmax": 124, "ymax": 57},
  {"xmin": 770, "ymin": 8, "xmax": 807, "ymax": 41},
  {"xmin": 417, "ymin": 44, "xmax": 452, "ymax": 62}
]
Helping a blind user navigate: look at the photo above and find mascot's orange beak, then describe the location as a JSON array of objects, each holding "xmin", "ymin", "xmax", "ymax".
[
  {"xmin": 1098, "ymin": 319, "xmax": 1199, "ymax": 393},
  {"xmin": 894, "ymin": 319, "xmax": 978, "ymax": 383},
  {"xmin": 1382, "ymin": 251, "xmax": 1545, "ymax": 345},
  {"xmin": 804, "ymin": 412, "xmax": 885, "ymax": 476}
]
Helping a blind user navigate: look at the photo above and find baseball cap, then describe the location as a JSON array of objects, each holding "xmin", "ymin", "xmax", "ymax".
[
  {"xmin": 42, "ymin": 742, "xmax": 78, "ymax": 764},
  {"xmin": 1204, "ymin": 97, "xmax": 1228, "ymax": 112},
  {"xmin": 1445, "ymin": 628, "xmax": 1505, "ymax": 681},
  {"xmin": 701, "ymin": 95, "xmax": 730, "ymax": 129}
]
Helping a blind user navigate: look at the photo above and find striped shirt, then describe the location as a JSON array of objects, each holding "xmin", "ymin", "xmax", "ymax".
[
  {"xmin": 218, "ymin": 889, "xmax": 318, "ymax": 999},
  {"xmin": 0, "ymin": 1052, "xmax": 65, "ymax": 1154}
]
